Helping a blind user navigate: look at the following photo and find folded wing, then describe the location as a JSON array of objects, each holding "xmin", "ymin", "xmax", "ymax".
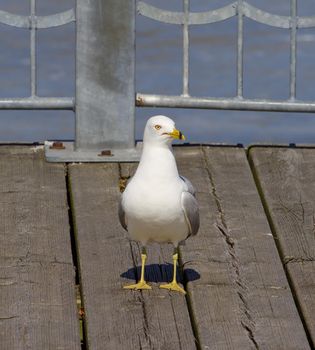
[
  {"xmin": 118, "ymin": 199, "xmax": 127, "ymax": 231},
  {"xmin": 180, "ymin": 176, "xmax": 200, "ymax": 236}
]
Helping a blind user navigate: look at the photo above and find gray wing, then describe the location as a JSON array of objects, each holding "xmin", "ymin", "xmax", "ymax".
[
  {"xmin": 180, "ymin": 174, "xmax": 200, "ymax": 236},
  {"xmin": 180, "ymin": 175, "xmax": 196, "ymax": 196},
  {"xmin": 118, "ymin": 197, "xmax": 127, "ymax": 231},
  {"xmin": 181, "ymin": 192, "xmax": 199, "ymax": 236}
]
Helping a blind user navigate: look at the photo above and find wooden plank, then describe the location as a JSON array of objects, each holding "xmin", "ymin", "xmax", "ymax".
[
  {"xmin": 286, "ymin": 261, "xmax": 315, "ymax": 341},
  {"xmin": 68, "ymin": 162, "xmax": 196, "ymax": 350},
  {"xmin": 249, "ymin": 147, "xmax": 315, "ymax": 346},
  {"xmin": 174, "ymin": 146, "xmax": 310, "ymax": 350},
  {"xmin": 121, "ymin": 163, "xmax": 196, "ymax": 349},
  {"xmin": 0, "ymin": 146, "xmax": 80, "ymax": 350}
]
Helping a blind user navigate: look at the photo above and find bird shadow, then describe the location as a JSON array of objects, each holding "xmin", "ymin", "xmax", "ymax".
[{"xmin": 121, "ymin": 263, "xmax": 200, "ymax": 284}]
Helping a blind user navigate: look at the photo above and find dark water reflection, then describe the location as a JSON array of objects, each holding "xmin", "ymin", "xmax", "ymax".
[{"xmin": 0, "ymin": 0, "xmax": 315, "ymax": 144}]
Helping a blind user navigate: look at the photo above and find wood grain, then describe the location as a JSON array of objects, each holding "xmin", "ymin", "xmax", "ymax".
[
  {"xmin": 249, "ymin": 147, "xmax": 315, "ymax": 347},
  {"xmin": 2, "ymin": 145, "xmax": 312, "ymax": 350},
  {"xmin": 68, "ymin": 162, "xmax": 196, "ymax": 350},
  {"xmin": 174, "ymin": 146, "xmax": 310, "ymax": 350},
  {"xmin": 0, "ymin": 146, "xmax": 80, "ymax": 350}
]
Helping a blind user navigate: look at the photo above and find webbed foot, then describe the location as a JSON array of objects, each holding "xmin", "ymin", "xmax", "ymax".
[
  {"xmin": 159, "ymin": 281, "xmax": 186, "ymax": 294},
  {"xmin": 123, "ymin": 281, "xmax": 152, "ymax": 290}
]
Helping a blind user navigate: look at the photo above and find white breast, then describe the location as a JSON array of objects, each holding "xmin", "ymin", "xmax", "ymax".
[
  {"xmin": 121, "ymin": 142, "xmax": 190, "ymax": 246},
  {"xmin": 122, "ymin": 173, "xmax": 189, "ymax": 246}
]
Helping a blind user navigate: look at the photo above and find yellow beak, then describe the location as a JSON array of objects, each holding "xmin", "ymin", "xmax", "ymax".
[{"xmin": 168, "ymin": 128, "xmax": 186, "ymax": 141}]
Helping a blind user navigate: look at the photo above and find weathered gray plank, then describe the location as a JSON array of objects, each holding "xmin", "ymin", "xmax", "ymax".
[
  {"xmin": 249, "ymin": 147, "xmax": 315, "ymax": 346},
  {"xmin": 68, "ymin": 162, "xmax": 196, "ymax": 350},
  {"xmin": 122, "ymin": 163, "xmax": 197, "ymax": 349},
  {"xmin": 0, "ymin": 146, "xmax": 80, "ymax": 350},
  {"xmin": 174, "ymin": 146, "xmax": 310, "ymax": 350}
]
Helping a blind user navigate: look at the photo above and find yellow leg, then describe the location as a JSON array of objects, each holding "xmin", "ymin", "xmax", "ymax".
[
  {"xmin": 160, "ymin": 252, "xmax": 186, "ymax": 294},
  {"xmin": 123, "ymin": 253, "xmax": 152, "ymax": 290}
]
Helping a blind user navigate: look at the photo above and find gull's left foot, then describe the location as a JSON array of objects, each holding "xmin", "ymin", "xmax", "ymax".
[{"xmin": 159, "ymin": 281, "xmax": 186, "ymax": 294}]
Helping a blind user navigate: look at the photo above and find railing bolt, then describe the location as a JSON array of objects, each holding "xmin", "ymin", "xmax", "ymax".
[
  {"xmin": 49, "ymin": 141, "xmax": 65, "ymax": 150},
  {"xmin": 136, "ymin": 95, "xmax": 145, "ymax": 106},
  {"xmin": 98, "ymin": 150, "xmax": 113, "ymax": 157}
]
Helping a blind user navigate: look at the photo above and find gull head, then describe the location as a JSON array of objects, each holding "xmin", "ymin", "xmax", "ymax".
[{"xmin": 143, "ymin": 115, "xmax": 185, "ymax": 146}]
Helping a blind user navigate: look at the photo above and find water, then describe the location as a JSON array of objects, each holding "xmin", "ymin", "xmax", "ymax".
[{"xmin": 1, "ymin": 0, "xmax": 315, "ymax": 145}]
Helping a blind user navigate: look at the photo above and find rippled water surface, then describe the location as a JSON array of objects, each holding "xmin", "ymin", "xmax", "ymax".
[{"xmin": 1, "ymin": 0, "xmax": 315, "ymax": 145}]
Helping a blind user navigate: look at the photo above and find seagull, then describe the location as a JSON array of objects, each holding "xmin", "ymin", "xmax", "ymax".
[{"xmin": 119, "ymin": 115, "xmax": 199, "ymax": 294}]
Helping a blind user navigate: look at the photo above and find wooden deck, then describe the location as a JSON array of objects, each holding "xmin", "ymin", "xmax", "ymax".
[{"xmin": 0, "ymin": 145, "xmax": 314, "ymax": 350}]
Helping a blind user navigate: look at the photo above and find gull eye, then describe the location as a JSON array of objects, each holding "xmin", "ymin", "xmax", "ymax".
[{"xmin": 154, "ymin": 125, "xmax": 162, "ymax": 130}]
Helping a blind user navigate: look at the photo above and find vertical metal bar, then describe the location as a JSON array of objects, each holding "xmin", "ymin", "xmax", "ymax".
[
  {"xmin": 75, "ymin": 0, "xmax": 135, "ymax": 151},
  {"xmin": 30, "ymin": 0, "xmax": 37, "ymax": 97},
  {"xmin": 237, "ymin": 0, "xmax": 244, "ymax": 98},
  {"xmin": 182, "ymin": 0, "xmax": 189, "ymax": 96},
  {"xmin": 290, "ymin": 0, "xmax": 297, "ymax": 99}
]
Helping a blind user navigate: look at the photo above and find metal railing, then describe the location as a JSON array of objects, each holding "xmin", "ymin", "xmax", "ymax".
[
  {"xmin": 0, "ymin": 1, "xmax": 75, "ymax": 110},
  {"xmin": 136, "ymin": 0, "xmax": 315, "ymax": 112},
  {"xmin": 0, "ymin": 0, "xmax": 315, "ymax": 161}
]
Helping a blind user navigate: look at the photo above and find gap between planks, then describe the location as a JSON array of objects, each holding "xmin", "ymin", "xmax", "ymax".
[
  {"xmin": 0, "ymin": 146, "xmax": 81, "ymax": 350},
  {"xmin": 68, "ymin": 161, "xmax": 196, "ymax": 350},
  {"xmin": 175, "ymin": 145, "xmax": 310, "ymax": 349},
  {"xmin": 248, "ymin": 147, "xmax": 315, "ymax": 348}
]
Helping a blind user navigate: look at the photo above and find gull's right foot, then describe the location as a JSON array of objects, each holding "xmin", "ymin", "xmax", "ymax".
[{"xmin": 123, "ymin": 281, "xmax": 152, "ymax": 290}]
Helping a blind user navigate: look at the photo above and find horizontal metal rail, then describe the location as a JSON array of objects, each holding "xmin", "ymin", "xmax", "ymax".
[
  {"xmin": 0, "ymin": 97, "xmax": 74, "ymax": 110},
  {"xmin": 0, "ymin": 8, "xmax": 75, "ymax": 29},
  {"xmin": 137, "ymin": 1, "xmax": 315, "ymax": 28},
  {"xmin": 136, "ymin": 94, "xmax": 315, "ymax": 113}
]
